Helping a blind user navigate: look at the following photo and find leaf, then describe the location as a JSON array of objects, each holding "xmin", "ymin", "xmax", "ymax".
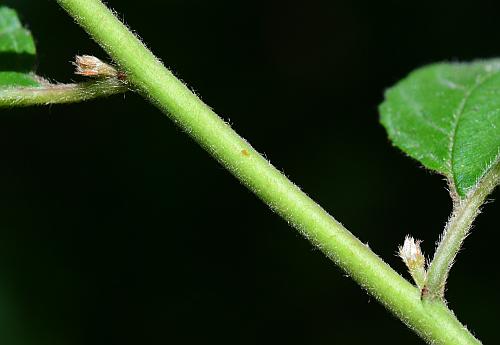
[
  {"xmin": 380, "ymin": 59, "xmax": 500, "ymax": 197},
  {"xmin": 0, "ymin": 6, "xmax": 39, "ymax": 87}
]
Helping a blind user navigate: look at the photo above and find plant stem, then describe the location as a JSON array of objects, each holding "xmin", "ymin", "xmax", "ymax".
[
  {"xmin": 425, "ymin": 162, "xmax": 500, "ymax": 299},
  {"xmin": 56, "ymin": 0, "xmax": 481, "ymax": 343},
  {"xmin": 0, "ymin": 78, "xmax": 127, "ymax": 107}
]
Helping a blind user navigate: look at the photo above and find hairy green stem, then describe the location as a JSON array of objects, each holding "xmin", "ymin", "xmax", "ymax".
[
  {"xmin": 425, "ymin": 162, "xmax": 500, "ymax": 299},
  {"xmin": 55, "ymin": 0, "xmax": 481, "ymax": 343},
  {"xmin": 0, "ymin": 78, "xmax": 127, "ymax": 107}
]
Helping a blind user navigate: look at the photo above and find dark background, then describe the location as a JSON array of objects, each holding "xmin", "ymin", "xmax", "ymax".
[{"xmin": 1, "ymin": 0, "xmax": 498, "ymax": 344}]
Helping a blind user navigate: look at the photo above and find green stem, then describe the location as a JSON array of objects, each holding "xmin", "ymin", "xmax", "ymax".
[
  {"xmin": 55, "ymin": 0, "xmax": 481, "ymax": 343},
  {"xmin": 0, "ymin": 78, "xmax": 127, "ymax": 107},
  {"xmin": 425, "ymin": 162, "xmax": 500, "ymax": 299}
]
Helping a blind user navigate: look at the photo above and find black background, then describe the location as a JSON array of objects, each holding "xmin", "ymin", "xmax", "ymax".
[{"xmin": 1, "ymin": 0, "xmax": 498, "ymax": 344}]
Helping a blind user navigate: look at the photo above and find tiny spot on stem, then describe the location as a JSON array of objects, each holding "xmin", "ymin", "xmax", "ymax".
[
  {"xmin": 241, "ymin": 149, "xmax": 250, "ymax": 157},
  {"xmin": 420, "ymin": 286, "xmax": 429, "ymax": 300}
]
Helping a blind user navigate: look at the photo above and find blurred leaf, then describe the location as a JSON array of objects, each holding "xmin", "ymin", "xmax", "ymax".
[
  {"xmin": 380, "ymin": 60, "xmax": 500, "ymax": 197},
  {"xmin": 0, "ymin": 71, "xmax": 38, "ymax": 87},
  {"xmin": 0, "ymin": 6, "xmax": 39, "ymax": 87}
]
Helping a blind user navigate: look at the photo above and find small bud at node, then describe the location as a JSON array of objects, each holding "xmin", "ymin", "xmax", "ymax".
[
  {"xmin": 399, "ymin": 236, "xmax": 424, "ymax": 266},
  {"xmin": 73, "ymin": 55, "xmax": 118, "ymax": 78},
  {"xmin": 399, "ymin": 235, "xmax": 427, "ymax": 290}
]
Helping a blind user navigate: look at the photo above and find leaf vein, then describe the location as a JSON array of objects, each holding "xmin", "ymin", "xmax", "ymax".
[
  {"xmin": 397, "ymin": 88, "xmax": 449, "ymax": 135},
  {"xmin": 448, "ymin": 68, "xmax": 500, "ymax": 191}
]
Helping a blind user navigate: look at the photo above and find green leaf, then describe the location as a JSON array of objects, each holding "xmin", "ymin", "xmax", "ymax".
[
  {"xmin": 0, "ymin": 6, "xmax": 39, "ymax": 87},
  {"xmin": 380, "ymin": 60, "xmax": 500, "ymax": 197},
  {"xmin": 0, "ymin": 71, "xmax": 38, "ymax": 87}
]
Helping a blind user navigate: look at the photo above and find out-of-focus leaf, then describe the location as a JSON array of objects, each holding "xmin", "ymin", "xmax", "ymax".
[{"xmin": 0, "ymin": 6, "xmax": 39, "ymax": 87}]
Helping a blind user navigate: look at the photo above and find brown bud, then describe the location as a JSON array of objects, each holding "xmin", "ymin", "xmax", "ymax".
[{"xmin": 73, "ymin": 55, "xmax": 118, "ymax": 78}]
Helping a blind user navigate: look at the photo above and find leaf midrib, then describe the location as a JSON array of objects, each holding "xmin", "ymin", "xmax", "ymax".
[{"xmin": 448, "ymin": 68, "xmax": 500, "ymax": 193}]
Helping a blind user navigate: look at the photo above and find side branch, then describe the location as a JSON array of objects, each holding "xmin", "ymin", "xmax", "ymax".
[
  {"xmin": 0, "ymin": 78, "xmax": 127, "ymax": 107},
  {"xmin": 425, "ymin": 162, "xmax": 500, "ymax": 299}
]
